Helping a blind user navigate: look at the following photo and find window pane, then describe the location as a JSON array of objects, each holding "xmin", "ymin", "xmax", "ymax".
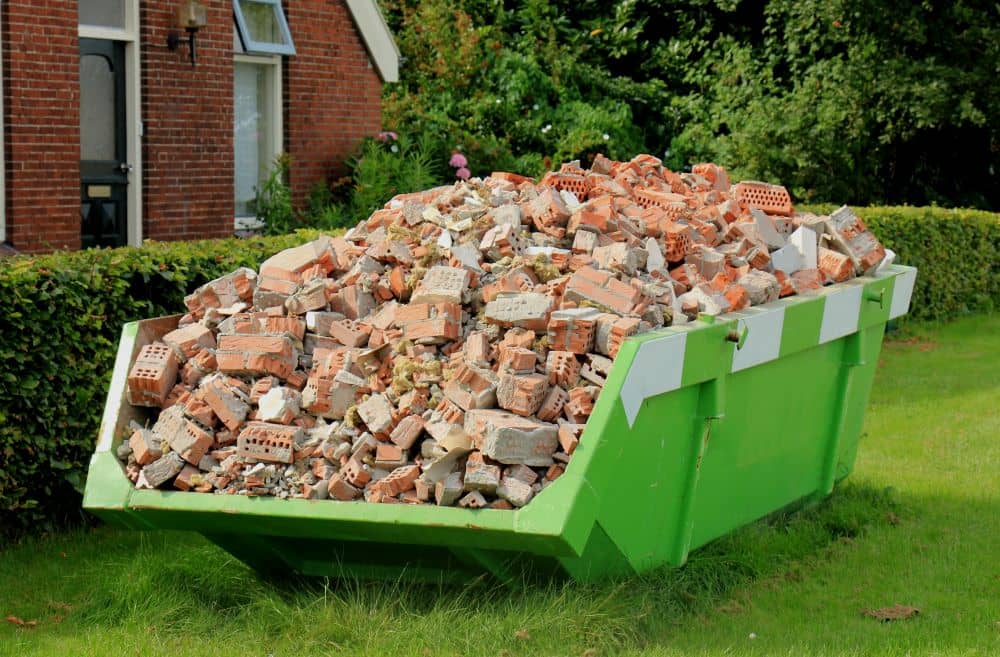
[
  {"xmin": 80, "ymin": 54, "xmax": 116, "ymax": 161},
  {"xmin": 79, "ymin": 0, "xmax": 126, "ymax": 29},
  {"xmin": 234, "ymin": 62, "xmax": 273, "ymax": 217},
  {"xmin": 238, "ymin": 1, "xmax": 284, "ymax": 45}
]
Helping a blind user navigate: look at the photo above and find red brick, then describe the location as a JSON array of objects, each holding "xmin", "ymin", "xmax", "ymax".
[
  {"xmin": 732, "ymin": 181, "xmax": 794, "ymax": 216},
  {"xmin": 128, "ymin": 342, "xmax": 179, "ymax": 407}
]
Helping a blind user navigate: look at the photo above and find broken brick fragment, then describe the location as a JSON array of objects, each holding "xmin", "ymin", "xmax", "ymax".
[
  {"xmin": 497, "ymin": 346, "xmax": 537, "ymax": 374},
  {"xmin": 236, "ymin": 422, "xmax": 302, "ymax": 464},
  {"xmin": 216, "ymin": 334, "xmax": 297, "ymax": 379},
  {"xmin": 732, "ymin": 181, "xmax": 794, "ymax": 216},
  {"xmin": 546, "ymin": 351, "xmax": 582, "ymax": 388},
  {"xmin": 547, "ymin": 308, "xmax": 600, "ymax": 354},
  {"xmin": 564, "ymin": 266, "xmax": 644, "ymax": 316},
  {"xmin": 162, "ymin": 323, "xmax": 216, "ymax": 362},
  {"xmin": 484, "ymin": 293, "xmax": 554, "ymax": 331},
  {"xmin": 496, "ymin": 373, "xmax": 549, "ymax": 417},
  {"xmin": 127, "ymin": 342, "xmax": 179, "ymax": 407}
]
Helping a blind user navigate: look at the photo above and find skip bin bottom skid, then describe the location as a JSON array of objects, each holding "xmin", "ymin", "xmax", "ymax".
[{"xmin": 83, "ymin": 265, "xmax": 917, "ymax": 582}]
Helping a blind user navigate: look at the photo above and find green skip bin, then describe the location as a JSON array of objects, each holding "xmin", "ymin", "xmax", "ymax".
[{"xmin": 83, "ymin": 265, "xmax": 916, "ymax": 583}]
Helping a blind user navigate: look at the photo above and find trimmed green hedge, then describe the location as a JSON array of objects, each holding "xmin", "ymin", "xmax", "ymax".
[{"xmin": 0, "ymin": 206, "xmax": 996, "ymax": 534}]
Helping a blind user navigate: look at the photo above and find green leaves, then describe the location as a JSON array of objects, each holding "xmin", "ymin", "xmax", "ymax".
[{"xmin": 380, "ymin": 0, "xmax": 998, "ymax": 209}]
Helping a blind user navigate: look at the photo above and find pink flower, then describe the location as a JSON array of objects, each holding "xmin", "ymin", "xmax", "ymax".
[
  {"xmin": 377, "ymin": 131, "xmax": 398, "ymax": 142},
  {"xmin": 449, "ymin": 153, "xmax": 468, "ymax": 168},
  {"xmin": 455, "ymin": 167, "xmax": 471, "ymax": 180}
]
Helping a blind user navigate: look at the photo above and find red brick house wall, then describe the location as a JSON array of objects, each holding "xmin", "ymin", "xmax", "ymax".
[
  {"xmin": 2, "ymin": 0, "xmax": 387, "ymax": 253},
  {"xmin": 3, "ymin": 1, "xmax": 81, "ymax": 252},
  {"xmin": 285, "ymin": 0, "xmax": 383, "ymax": 205},
  {"xmin": 141, "ymin": 1, "xmax": 234, "ymax": 242}
]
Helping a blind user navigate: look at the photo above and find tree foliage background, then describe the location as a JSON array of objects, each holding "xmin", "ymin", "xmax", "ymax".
[{"xmin": 379, "ymin": 0, "xmax": 999, "ymax": 209}]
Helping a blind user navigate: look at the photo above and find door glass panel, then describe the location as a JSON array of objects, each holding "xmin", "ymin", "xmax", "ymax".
[
  {"xmin": 234, "ymin": 61, "xmax": 273, "ymax": 217},
  {"xmin": 80, "ymin": 54, "xmax": 116, "ymax": 161},
  {"xmin": 79, "ymin": 0, "xmax": 126, "ymax": 29}
]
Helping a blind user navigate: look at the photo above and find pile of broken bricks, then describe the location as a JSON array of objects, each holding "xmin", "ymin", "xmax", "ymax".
[{"xmin": 119, "ymin": 153, "xmax": 890, "ymax": 509}]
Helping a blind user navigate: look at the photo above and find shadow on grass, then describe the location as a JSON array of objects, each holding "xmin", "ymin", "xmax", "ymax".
[
  {"xmin": 6, "ymin": 480, "xmax": 994, "ymax": 656},
  {"xmin": 0, "ymin": 481, "xmax": 920, "ymax": 655}
]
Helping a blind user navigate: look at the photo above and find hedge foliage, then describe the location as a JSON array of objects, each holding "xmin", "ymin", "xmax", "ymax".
[{"xmin": 0, "ymin": 207, "xmax": 996, "ymax": 534}]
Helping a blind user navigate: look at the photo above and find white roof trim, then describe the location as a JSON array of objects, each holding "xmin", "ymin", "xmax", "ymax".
[{"xmin": 344, "ymin": 0, "xmax": 400, "ymax": 83}]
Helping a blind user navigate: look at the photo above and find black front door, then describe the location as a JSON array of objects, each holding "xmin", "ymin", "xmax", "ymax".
[{"xmin": 80, "ymin": 38, "xmax": 128, "ymax": 249}]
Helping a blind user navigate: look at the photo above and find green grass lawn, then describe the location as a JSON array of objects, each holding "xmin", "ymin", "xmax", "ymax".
[{"xmin": 2, "ymin": 314, "xmax": 997, "ymax": 657}]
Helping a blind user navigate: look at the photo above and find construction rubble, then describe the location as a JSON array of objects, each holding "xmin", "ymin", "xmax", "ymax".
[{"xmin": 119, "ymin": 154, "xmax": 889, "ymax": 509}]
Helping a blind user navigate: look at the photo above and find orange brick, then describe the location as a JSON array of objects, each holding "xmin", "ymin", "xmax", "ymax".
[
  {"xmin": 663, "ymin": 223, "xmax": 695, "ymax": 262},
  {"xmin": 328, "ymin": 319, "xmax": 372, "ymax": 347},
  {"xmin": 528, "ymin": 188, "xmax": 570, "ymax": 237},
  {"xmin": 565, "ymin": 387, "xmax": 596, "ymax": 423},
  {"xmin": 545, "ymin": 351, "xmax": 581, "ymax": 387},
  {"xmin": 127, "ymin": 342, "xmax": 179, "ymax": 408},
  {"xmin": 732, "ymin": 181, "xmax": 793, "ymax": 216},
  {"xmin": 389, "ymin": 415, "xmax": 426, "ymax": 450},
  {"xmin": 563, "ymin": 266, "xmax": 644, "ymax": 316},
  {"xmin": 328, "ymin": 473, "xmax": 361, "ymax": 501},
  {"xmin": 558, "ymin": 423, "xmax": 584, "ymax": 455},
  {"xmin": 536, "ymin": 386, "xmax": 569, "ymax": 422},
  {"xmin": 129, "ymin": 428, "xmax": 161, "ymax": 466},
  {"xmin": 395, "ymin": 303, "xmax": 462, "ymax": 343},
  {"xmin": 595, "ymin": 315, "xmax": 640, "ymax": 358},
  {"xmin": 216, "ymin": 334, "xmax": 297, "ymax": 379},
  {"xmin": 497, "ymin": 373, "xmax": 549, "ymax": 417},
  {"xmin": 199, "ymin": 376, "xmax": 251, "ymax": 431},
  {"xmin": 342, "ymin": 456, "xmax": 371, "ymax": 487},
  {"xmin": 547, "ymin": 308, "xmax": 600, "ymax": 354},
  {"xmin": 236, "ymin": 422, "xmax": 302, "ymax": 464},
  {"xmin": 497, "ymin": 346, "xmax": 537, "ymax": 374},
  {"xmin": 791, "ymin": 268, "xmax": 825, "ymax": 293},
  {"xmin": 180, "ymin": 348, "xmax": 217, "ymax": 386},
  {"xmin": 162, "ymin": 323, "xmax": 216, "ymax": 362},
  {"xmin": 373, "ymin": 464, "xmax": 421, "ymax": 496},
  {"xmin": 818, "ymin": 247, "xmax": 854, "ymax": 283}
]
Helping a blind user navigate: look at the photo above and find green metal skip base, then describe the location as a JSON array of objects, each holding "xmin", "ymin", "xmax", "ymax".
[{"xmin": 84, "ymin": 265, "xmax": 917, "ymax": 583}]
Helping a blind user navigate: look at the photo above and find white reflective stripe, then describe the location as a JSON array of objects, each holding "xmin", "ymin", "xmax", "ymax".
[
  {"xmin": 819, "ymin": 284, "xmax": 863, "ymax": 343},
  {"xmin": 889, "ymin": 268, "xmax": 917, "ymax": 319},
  {"xmin": 731, "ymin": 306, "xmax": 785, "ymax": 372},
  {"xmin": 619, "ymin": 332, "xmax": 687, "ymax": 428}
]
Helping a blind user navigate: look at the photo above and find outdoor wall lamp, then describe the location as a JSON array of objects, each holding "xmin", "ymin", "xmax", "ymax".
[{"xmin": 167, "ymin": 1, "xmax": 208, "ymax": 66}]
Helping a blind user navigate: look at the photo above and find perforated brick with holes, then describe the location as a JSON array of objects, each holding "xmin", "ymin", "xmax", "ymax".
[
  {"xmin": 732, "ymin": 181, "xmax": 794, "ymax": 217},
  {"xmin": 117, "ymin": 154, "xmax": 890, "ymax": 507},
  {"xmin": 236, "ymin": 422, "xmax": 299, "ymax": 464}
]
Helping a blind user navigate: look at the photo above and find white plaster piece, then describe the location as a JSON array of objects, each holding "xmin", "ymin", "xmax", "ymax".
[{"xmin": 789, "ymin": 226, "xmax": 818, "ymax": 270}]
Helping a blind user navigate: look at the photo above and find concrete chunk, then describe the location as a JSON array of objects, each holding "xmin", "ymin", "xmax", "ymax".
[{"xmin": 467, "ymin": 409, "xmax": 559, "ymax": 466}]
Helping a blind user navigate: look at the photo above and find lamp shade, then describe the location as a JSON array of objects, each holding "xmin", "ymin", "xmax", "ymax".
[{"xmin": 177, "ymin": 1, "xmax": 208, "ymax": 29}]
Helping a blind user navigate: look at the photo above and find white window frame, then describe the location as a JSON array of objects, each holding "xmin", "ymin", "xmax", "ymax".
[
  {"xmin": 233, "ymin": 0, "xmax": 296, "ymax": 56},
  {"xmin": 233, "ymin": 53, "xmax": 283, "ymax": 230},
  {"xmin": 79, "ymin": 0, "xmax": 143, "ymax": 247}
]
